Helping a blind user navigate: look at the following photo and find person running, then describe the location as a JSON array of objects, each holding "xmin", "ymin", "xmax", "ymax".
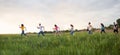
[
  {"xmin": 53, "ymin": 24, "xmax": 60, "ymax": 36},
  {"xmin": 37, "ymin": 24, "xmax": 45, "ymax": 37},
  {"xmin": 113, "ymin": 22, "xmax": 119, "ymax": 33},
  {"xmin": 87, "ymin": 22, "xmax": 93, "ymax": 34},
  {"xmin": 19, "ymin": 24, "xmax": 26, "ymax": 36},
  {"xmin": 100, "ymin": 23, "xmax": 106, "ymax": 34},
  {"xmin": 70, "ymin": 24, "xmax": 74, "ymax": 36}
]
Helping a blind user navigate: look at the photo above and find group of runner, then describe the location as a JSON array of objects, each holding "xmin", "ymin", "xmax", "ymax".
[
  {"xmin": 87, "ymin": 22, "xmax": 119, "ymax": 34},
  {"xmin": 19, "ymin": 22, "xmax": 119, "ymax": 37}
]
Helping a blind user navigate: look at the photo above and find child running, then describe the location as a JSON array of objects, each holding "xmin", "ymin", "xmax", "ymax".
[
  {"xmin": 100, "ymin": 23, "xmax": 106, "ymax": 34},
  {"xmin": 87, "ymin": 22, "xmax": 93, "ymax": 34},
  {"xmin": 113, "ymin": 22, "xmax": 119, "ymax": 33},
  {"xmin": 37, "ymin": 23, "xmax": 45, "ymax": 37},
  {"xmin": 53, "ymin": 24, "xmax": 60, "ymax": 36},
  {"xmin": 19, "ymin": 24, "xmax": 26, "ymax": 36},
  {"xmin": 70, "ymin": 24, "xmax": 74, "ymax": 36}
]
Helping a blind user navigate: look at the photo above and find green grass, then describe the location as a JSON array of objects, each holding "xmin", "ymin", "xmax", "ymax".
[{"xmin": 0, "ymin": 32, "xmax": 120, "ymax": 55}]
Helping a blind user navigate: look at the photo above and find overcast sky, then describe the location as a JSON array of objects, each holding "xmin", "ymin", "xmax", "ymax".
[{"xmin": 0, "ymin": 0, "xmax": 120, "ymax": 34}]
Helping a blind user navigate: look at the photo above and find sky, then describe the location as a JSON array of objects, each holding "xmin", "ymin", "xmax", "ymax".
[{"xmin": 0, "ymin": 0, "xmax": 120, "ymax": 34}]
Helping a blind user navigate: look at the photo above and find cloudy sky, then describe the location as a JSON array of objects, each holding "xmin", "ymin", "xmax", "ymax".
[{"xmin": 0, "ymin": 0, "xmax": 120, "ymax": 34}]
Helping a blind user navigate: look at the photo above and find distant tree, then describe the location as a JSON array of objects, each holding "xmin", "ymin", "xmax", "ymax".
[
  {"xmin": 107, "ymin": 24, "xmax": 113, "ymax": 29},
  {"xmin": 33, "ymin": 32, "xmax": 37, "ymax": 34},
  {"xmin": 116, "ymin": 18, "xmax": 120, "ymax": 27},
  {"xmin": 65, "ymin": 30, "xmax": 69, "ymax": 32},
  {"xmin": 75, "ymin": 29, "xmax": 79, "ymax": 32}
]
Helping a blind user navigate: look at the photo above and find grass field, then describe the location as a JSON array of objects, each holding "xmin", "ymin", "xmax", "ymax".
[{"xmin": 0, "ymin": 32, "xmax": 120, "ymax": 55}]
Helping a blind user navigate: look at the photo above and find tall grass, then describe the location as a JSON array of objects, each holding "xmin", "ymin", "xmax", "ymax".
[{"xmin": 0, "ymin": 32, "xmax": 120, "ymax": 55}]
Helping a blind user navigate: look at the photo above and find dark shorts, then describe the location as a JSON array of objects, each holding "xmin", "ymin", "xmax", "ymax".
[
  {"xmin": 114, "ymin": 29, "xmax": 118, "ymax": 33},
  {"xmin": 101, "ymin": 29, "xmax": 105, "ymax": 32}
]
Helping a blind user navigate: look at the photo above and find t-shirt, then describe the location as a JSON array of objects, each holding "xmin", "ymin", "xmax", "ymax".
[
  {"xmin": 55, "ymin": 26, "xmax": 59, "ymax": 31},
  {"xmin": 87, "ymin": 25, "xmax": 92, "ymax": 31},
  {"xmin": 70, "ymin": 27, "xmax": 74, "ymax": 31},
  {"xmin": 101, "ymin": 26, "xmax": 105, "ymax": 30},
  {"xmin": 20, "ymin": 26, "xmax": 25, "ymax": 31},
  {"xmin": 38, "ymin": 26, "xmax": 44, "ymax": 31},
  {"xmin": 113, "ymin": 25, "xmax": 118, "ymax": 30}
]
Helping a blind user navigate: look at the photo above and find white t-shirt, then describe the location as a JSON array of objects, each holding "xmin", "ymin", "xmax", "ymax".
[
  {"xmin": 87, "ymin": 25, "xmax": 92, "ymax": 31},
  {"xmin": 38, "ymin": 26, "xmax": 44, "ymax": 31},
  {"xmin": 70, "ymin": 27, "xmax": 74, "ymax": 31}
]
